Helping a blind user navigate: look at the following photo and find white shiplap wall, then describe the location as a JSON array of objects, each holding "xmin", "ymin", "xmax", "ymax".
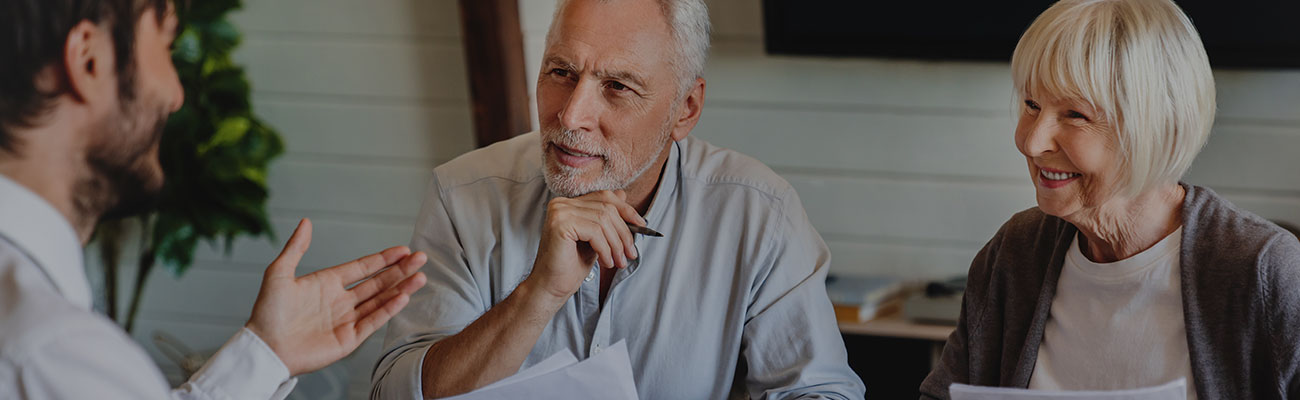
[
  {"xmin": 520, "ymin": 0, "xmax": 1300, "ymax": 280},
  {"xmin": 114, "ymin": 0, "xmax": 1300, "ymax": 398},
  {"xmin": 121, "ymin": 1, "xmax": 475, "ymax": 398}
]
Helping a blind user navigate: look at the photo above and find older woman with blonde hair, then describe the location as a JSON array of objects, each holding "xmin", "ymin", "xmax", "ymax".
[{"xmin": 920, "ymin": 0, "xmax": 1300, "ymax": 399}]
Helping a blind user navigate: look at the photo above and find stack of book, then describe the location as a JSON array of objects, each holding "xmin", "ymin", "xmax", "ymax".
[
  {"xmin": 824, "ymin": 274, "xmax": 907, "ymax": 322},
  {"xmin": 902, "ymin": 276, "xmax": 965, "ymax": 325}
]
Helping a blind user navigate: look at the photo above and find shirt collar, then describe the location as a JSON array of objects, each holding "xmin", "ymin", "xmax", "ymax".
[
  {"xmin": 0, "ymin": 174, "xmax": 92, "ymax": 309},
  {"xmin": 641, "ymin": 140, "xmax": 680, "ymax": 230},
  {"xmin": 620, "ymin": 140, "xmax": 680, "ymax": 276}
]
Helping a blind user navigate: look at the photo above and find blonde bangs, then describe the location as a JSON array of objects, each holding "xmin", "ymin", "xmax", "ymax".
[
  {"xmin": 1011, "ymin": 3, "xmax": 1119, "ymax": 116},
  {"xmin": 1009, "ymin": 0, "xmax": 1216, "ymax": 198}
]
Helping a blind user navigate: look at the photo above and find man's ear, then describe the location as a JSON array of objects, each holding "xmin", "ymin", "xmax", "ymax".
[
  {"xmin": 59, "ymin": 20, "xmax": 116, "ymax": 105},
  {"xmin": 669, "ymin": 77, "xmax": 706, "ymax": 142}
]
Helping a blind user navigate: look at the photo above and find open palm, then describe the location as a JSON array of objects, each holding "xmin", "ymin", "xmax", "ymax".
[{"xmin": 245, "ymin": 219, "xmax": 427, "ymax": 376}]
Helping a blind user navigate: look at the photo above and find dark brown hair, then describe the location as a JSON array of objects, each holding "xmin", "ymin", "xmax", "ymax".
[{"xmin": 0, "ymin": 0, "xmax": 169, "ymax": 154}]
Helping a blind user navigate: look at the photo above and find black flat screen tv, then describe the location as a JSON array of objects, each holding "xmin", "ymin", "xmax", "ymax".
[{"xmin": 762, "ymin": 1, "xmax": 1300, "ymax": 69}]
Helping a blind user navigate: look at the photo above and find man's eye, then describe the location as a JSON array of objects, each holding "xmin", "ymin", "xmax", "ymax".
[
  {"xmin": 550, "ymin": 68, "xmax": 570, "ymax": 78},
  {"xmin": 1067, "ymin": 111, "xmax": 1090, "ymax": 121},
  {"xmin": 607, "ymin": 81, "xmax": 629, "ymax": 91},
  {"xmin": 1024, "ymin": 100, "xmax": 1040, "ymax": 111}
]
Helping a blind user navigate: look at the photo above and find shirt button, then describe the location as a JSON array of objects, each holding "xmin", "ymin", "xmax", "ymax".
[
  {"xmin": 584, "ymin": 270, "xmax": 596, "ymax": 282},
  {"xmin": 593, "ymin": 344, "xmax": 602, "ymax": 354}
]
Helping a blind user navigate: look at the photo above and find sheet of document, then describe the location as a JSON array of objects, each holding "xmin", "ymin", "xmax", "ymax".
[
  {"xmin": 950, "ymin": 379, "xmax": 1186, "ymax": 400},
  {"xmin": 474, "ymin": 349, "xmax": 578, "ymax": 391},
  {"xmin": 440, "ymin": 340, "xmax": 639, "ymax": 400}
]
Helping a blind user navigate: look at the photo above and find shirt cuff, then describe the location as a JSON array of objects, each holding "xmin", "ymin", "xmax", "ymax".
[{"xmin": 183, "ymin": 327, "xmax": 298, "ymax": 400}]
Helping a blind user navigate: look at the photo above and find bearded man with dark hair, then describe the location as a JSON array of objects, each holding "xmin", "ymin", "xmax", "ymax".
[{"xmin": 0, "ymin": 1, "xmax": 429, "ymax": 398}]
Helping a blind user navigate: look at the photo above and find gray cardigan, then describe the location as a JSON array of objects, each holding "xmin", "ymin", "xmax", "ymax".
[{"xmin": 919, "ymin": 184, "xmax": 1300, "ymax": 400}]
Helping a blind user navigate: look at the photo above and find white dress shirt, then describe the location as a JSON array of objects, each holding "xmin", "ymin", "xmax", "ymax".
[
  {"xmin": 372, "ymin": 132, "xmax": 864, "ymax": 399},
  {"xmin": 0, "ymin": 174, "xmax": 298, "ymax": 399},
  {"xmin": 1029, "ymin": 227, "xmax": 1196, "ymax": 399}
]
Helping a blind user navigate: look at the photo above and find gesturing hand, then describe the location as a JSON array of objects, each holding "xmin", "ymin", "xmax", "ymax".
[
  {"xmin": 245, "ymin": 219, "xmax": 428, "ymax": 376},
  {"xmin": 525, "ymin": 190, "xmax": 644, "ymax": 301}
]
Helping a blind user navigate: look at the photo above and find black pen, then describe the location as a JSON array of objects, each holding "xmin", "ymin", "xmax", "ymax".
[{"xmin": 626, "ymin": 223, "xmax": 664, "ymax": 237}]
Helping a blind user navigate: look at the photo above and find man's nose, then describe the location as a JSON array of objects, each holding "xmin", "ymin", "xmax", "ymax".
[
  {"xmin": 558, "ymin": 79, "xmax": 602, "ymax": 133},
  {"xmin": 166, "ymin": 72, "xmax": 184, "ymax": 113}
]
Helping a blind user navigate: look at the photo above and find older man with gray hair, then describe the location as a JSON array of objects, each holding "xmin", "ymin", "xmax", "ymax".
[{"xmin": 370, "ymin": 0, "xmax": 864, "ymax": 398}]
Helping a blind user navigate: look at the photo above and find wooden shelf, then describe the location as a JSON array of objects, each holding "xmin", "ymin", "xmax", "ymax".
[{"xmin": 837, "ymin": 310, "xmax": 955, "ymax": 342}]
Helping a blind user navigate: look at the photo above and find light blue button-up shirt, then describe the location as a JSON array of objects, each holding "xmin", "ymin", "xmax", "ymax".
[{"xmin": 372, "ymin": 132, "xmax": 864, "ymax": 399}]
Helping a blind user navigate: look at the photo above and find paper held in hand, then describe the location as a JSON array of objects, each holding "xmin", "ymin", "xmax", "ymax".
[
  {"xmin": 439, "ymin": 340, "xmax": 639, "ymax": 400},
  {"xmin": 950, "ymin": 379, "xmax": 1187, "ymax": 400}
]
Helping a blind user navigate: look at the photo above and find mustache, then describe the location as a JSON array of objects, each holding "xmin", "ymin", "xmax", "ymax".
[{"xmin": 545, "ymin": 128, "xmax": 607, "ymax": 157}]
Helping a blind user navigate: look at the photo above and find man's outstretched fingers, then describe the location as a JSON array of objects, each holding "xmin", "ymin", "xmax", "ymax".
[
  {"xmin": 353, "ymin": 271, "xmax": 426, "ymax": 321},
  {"xmin": 347, "ymin": 252, "xmax": 427, "ymax": 302},
  {"xmin": 354, "ymin": 289, "xmax": 417, "ymax": 341},
  {"xmin": 267, "ymin": 219, "xmax": 313, "ymax": 279},
  {"xmin": 334, "ymin": 246, "xmax": 411, "ymax": 286}
]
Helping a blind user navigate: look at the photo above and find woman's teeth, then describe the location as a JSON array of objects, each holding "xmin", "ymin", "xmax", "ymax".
[{"xmin": 1040, "ymin": 170, "xmax": 1081, "ymax": 181}]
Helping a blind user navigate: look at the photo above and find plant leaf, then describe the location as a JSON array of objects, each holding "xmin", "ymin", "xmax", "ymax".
[{"xmin": 198, "ymin": 116, "xmax": 251, "ymax": 156}]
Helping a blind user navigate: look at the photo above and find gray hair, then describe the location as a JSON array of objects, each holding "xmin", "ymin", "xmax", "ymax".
[
  {"xmin": 547, "ymin": 0, "xmax": 712, "ymax": 96},
  {"xmin": 1011, "ymin": 0, "xmax": 1215, "ymax": 197}
]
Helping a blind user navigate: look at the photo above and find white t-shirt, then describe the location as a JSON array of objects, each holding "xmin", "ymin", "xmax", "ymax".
[{"xmin": 1028, "ymin": 226, "xmax": 1196, "ymax": 400}]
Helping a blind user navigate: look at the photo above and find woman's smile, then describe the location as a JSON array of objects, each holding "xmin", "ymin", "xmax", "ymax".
[{"xmin": 1038, "ymin": 166, "xmax": 1082, "ymax": 189}]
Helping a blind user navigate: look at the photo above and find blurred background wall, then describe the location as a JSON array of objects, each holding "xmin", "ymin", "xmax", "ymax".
[{"xmin": 105, "ymin": 0, "xmax": 1300, "ymax": 397}]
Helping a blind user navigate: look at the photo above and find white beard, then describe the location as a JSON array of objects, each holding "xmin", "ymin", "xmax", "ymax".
[{"xmin": 541, "ymin": 127, "xmax": 670, "ymax": 198}]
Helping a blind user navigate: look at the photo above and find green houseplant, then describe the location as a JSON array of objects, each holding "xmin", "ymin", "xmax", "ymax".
[{"xmin": 98, "ymin": 0, "xmax": 283, "ymax": 332}]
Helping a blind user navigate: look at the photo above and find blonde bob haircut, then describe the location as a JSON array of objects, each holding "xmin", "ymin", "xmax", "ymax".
[{"xmin": 1011, "ymin": 0, "xmax": 1216, "ymax": 197}]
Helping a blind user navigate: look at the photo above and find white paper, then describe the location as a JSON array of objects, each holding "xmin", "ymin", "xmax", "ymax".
[
  {"xmin": 950, "ymin": 379, "xmax": 1186, "ymax": 400},
  {"xmin": 440, "ymin": 340, "xmax": 639, "ymax": 400}
]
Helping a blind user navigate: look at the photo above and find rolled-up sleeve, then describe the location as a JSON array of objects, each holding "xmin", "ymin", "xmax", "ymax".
[
  {"xmin": 740, "ymin": 188, "xmax": 866, "ymax": 400},
  {"xmin": 371, "ymin": 174, "xmax": 488, "ymax": 399}
]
